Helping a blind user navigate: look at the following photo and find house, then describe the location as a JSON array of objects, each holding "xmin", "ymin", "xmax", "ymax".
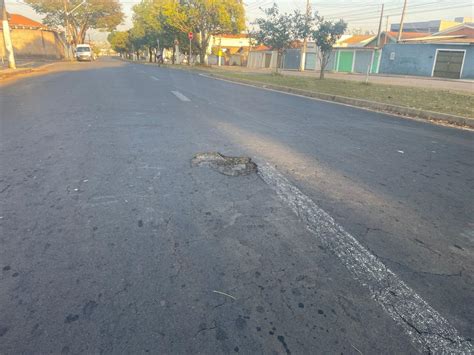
[
  {"xmin": 363, "ymin": 32, "xmax": 431, "ymax": 47},
  {"xmin": 379, "ymin": 24, "xmax": 474, "ymax": 79},
  {"xmin": 207, "ymin": 34, "xmax": 252, "ymax": 66},
  {"xmin": 247, "ymin": 45, "xmax": 278, "ymax": 69},
  {"xmin": 390, "ymin": 17, "xmax": 472, "ymax": 33},
  {"xmin": 0, "ymin": 13, "xmax": 65, "ymax": 59}
]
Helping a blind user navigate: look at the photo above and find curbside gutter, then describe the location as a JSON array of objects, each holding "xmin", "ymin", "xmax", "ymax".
[
  {"xmin": 0, "ymin": 62, "xmax": 63, "ymax": 81},
  {"xmin": 203, "ymin": 73, "xmax": 474, "ymax": 129},
  {"xmin": 0, "ymin": 68, "xmax": 34, "ymax": 80}
]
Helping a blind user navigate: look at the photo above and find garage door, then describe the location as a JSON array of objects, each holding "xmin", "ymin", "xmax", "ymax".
[
  {"xmin": 433, "ymin": 50, "xmax": 464, "ymax": 79},
  {"xmin": 337, "ymin": 51, "xmax": 354, "ymax": 72}
]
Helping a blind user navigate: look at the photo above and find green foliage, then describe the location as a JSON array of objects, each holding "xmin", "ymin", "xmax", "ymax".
[
  {"xmin": 312, "ymin": 19, "xmax": 347, "ymax": 78},
  {"xmin": 25, "ymin": 0, "xmax": 124, "ymax": 45},
  {"xmin": 130, "ymin": 0, "xmax": 246, "ymax": 63},
  {"xmin": 108, "ymin": 31, "xmax": 130, "ymax": 54},
  {"xmin": 253, "ymin": 4, "xmax": 317, "ymax": 71},
  {"xmin": 253, "ymin": 5, "xmax": 317, "ymax": 51},
  {"xmin": 312, "ymin": 19, "xmax": 347, "ymax": 54},
  {"xmin": 253, "ymin": 5, "xmax": 296, "ymax": 52}
]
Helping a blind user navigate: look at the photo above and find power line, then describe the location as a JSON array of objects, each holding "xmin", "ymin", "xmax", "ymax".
[{"xmin": 326, "ymin": 2, "xmax": 472, "ymax": 22}]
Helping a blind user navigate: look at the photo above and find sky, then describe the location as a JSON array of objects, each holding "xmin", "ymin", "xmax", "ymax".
[{"xmin": 5, "ymin": 0, "xmax": 474, "ymax": 41}]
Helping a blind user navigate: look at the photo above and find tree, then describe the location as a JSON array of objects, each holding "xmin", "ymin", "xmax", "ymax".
[
  {"xmin": 163, "ymin": 0, "xmax": 245, "ymax": 65},
  {"xmin": 253, "ymin": 4, "xmax": 311, "ymax": 71},
  {"xmin": 108, "ymin": 30, "xmax": 130, "ymax": 56},
  {"xmin": 312, "ymin": 19, "xmax": 347, "ymax": 79},
  {"xmin": 25, "ymin": 0, "xmax": 124, "ymax": 45}
]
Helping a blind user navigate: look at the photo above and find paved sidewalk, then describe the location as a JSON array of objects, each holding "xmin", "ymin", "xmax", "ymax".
[
  {"xmin": 206, "ymin": 65, "xmax": 473, "ymax": 93},
  {"xmin": 282, "ymin": 70, "xmax": 474, "ymax": 93},
  {"xmin": 0, "ymin": 58, "xmax": 65, "ymax": 81}
]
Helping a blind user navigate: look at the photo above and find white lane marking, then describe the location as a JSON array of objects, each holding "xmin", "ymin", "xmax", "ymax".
[
  {"xmin": 257, "ymin": 162, "xmax": 472, "ymax": 353},
  {"xmin": 171, "ymin": 91, "xmax": 191, "ymax": 102},
  {"xmin": 150, "ymin": 76, "xmax": 159, "ymax": 81}
]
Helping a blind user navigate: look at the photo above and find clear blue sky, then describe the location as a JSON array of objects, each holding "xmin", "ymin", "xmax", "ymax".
[{"xmin": 5, "ymin": 0, "xmax": 474, "ymax": 40}]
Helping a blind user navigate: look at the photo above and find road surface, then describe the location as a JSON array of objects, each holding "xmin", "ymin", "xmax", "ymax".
[{"xmin": 1, "ymin": 58, "xmax": 473, "ymax": 354}]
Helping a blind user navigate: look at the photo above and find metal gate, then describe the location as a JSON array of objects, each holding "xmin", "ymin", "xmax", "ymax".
[
  {"xmin": 337, "ymin": 51, "xmax": 354, "ymax": 72},
  {"xmin": 433, "ymin": 50, "xmax": 464, "ymax": 79}
]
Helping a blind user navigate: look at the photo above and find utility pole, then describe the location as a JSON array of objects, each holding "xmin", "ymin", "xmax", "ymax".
[
  {"xmin": 376, "ymin": 4, "xmax": 384, "ymax": 47},
  {"xmin": 299, "ymin": 0, "xmax": 311, "ymax": 71},
  {"xmin": 63, "ymin": 0, "xmax": 71, "ymax": 60},
  {"xmin": 384, "ymin": 15, "xmax": 390, "ymax": 45},
  {"xmin": 1, "ymin": 0, "xmax": 16, "ymax": 69},
  {"xmin": 397, "ymin": 0, "xmax": 407, "ymax": 42}
]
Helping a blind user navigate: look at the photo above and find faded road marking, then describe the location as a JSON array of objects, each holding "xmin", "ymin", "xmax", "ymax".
[
  {"xmin": 258, "ymin": 162, "xmax": 472, "ymax": 353},
  {"xmin": 150, "ymin": 76, "xmax": 159, "ymax": 81},
  {"xmin": 171, "ymin": 91, "xmax": 191, "ymax": 102}
]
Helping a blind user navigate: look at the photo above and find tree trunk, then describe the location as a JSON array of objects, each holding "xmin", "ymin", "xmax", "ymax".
[
  {"xmin": 199, "ymin": 46, "xmax": 206, "ymax": 65},
  {"xmin": 172, "ymin": 44, "xmax": 176, "ymax": 64},
  {"xmin": 198, "ymin": 32, "xmax": 209, "ymax": 65},
  {"xmin": 275, "ymin": 50, "xmax": 282, "ymax": 73},
  {"xmin": 319, "ymin": 69, "xmax": 325, "ymax": 79},
  {"xmin": 148, "ymin": 47, "xmax": 153, "ymax": 62}
]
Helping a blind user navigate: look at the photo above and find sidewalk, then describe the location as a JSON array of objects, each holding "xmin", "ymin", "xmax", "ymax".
[
  {"xmin": 207, "ymin": 65, "xmax": 473, "ymax": 93},
  {"xmin": 0, "ymin": 58, "xmax": 64, "ymax": 81},
  {"xmin": 282, "ymin": 70, "xmax": 474, "ymax": 93}
]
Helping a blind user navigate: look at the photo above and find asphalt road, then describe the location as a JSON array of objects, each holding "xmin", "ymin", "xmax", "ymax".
[{"xmin": 1, "ymin": 58, "xmax": 473, "ymax": 354}]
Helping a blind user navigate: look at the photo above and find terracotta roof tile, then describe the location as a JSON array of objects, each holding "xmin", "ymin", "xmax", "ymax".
[{"xmin": 8, "ymin": 13, "xmax": 46, "ymax": 29}]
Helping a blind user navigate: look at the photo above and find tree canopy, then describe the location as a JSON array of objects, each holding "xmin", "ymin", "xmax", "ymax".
[
  {"xmin": 312, "ymin": 19, "xmax": 347, "ymax": 79},
  {"xmin": 254, "ymin": 4, "xmax": 346, "ymax": 77},
  {"xmin": 25, "ymin": 0, "xmax": 124, "ymax": 45},
  {"xmin": 126, "ymin": 0, "xmax": 245, "ymax": 64},
  {"xmin": 108, "ymin": 30, "xmax": 130, "ymax": 54},
  {"xmin": 253, "ymin": 4, "xmax": 316, "ymax": 70}
]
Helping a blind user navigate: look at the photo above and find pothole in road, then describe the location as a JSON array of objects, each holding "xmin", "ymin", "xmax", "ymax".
[{"xmin": 191, "ymin": 152, "xmax": 257, "ymax": 176}]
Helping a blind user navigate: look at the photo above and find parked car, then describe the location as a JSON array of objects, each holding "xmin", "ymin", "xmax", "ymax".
[{"xmin": 75, "ymin": 44, "xmax": 94, "ymax": 61}]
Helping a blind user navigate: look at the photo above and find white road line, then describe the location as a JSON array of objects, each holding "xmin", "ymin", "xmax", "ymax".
[
  {"xmin": 257, "ymin": 162, "xmax": 472, "ymax": 353},
  {"xmin": 171, "ymin": 91, "xmax": 191, "ymax": 102},
  {"xmin": 150, "ymin": 76, "xmax": 159, "ymax": 81}
]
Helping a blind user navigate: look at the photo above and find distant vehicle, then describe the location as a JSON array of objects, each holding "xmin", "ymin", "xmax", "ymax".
[{"xmin": 75, "ymin": 44, "xmax": 94, "ymax": 62}]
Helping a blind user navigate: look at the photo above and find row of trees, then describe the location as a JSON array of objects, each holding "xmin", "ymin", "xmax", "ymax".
[
  {"xmin": 25, "ymin": 0, "xmax": 124, "ymax": 46},
  {"xmin": 108, "ymin": 1, "xmax": 346, "ymax": 79},
  {"xmin": 109, "ymin": 0, "xmax": 246, "ymax": 64},
  {"xmin": 254, "ymin": 5, "xmax": 347, "ymax": 78}
]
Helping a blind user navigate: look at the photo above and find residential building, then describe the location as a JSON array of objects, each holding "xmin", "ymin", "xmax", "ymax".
[
  {"xmin": 207, "ymin": 34, "xmax": 252, "ymax": 66},
  {"xmin": 391, "ymin": 17, "xmax": 472, "ymax": 33},
  {"xmin": 379, "ymin": 24, "xmax": 474, "ymax": 79}
]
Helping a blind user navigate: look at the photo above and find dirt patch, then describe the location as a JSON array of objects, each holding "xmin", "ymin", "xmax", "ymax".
[{"xmin": 191, "ymin": 152, "xmax": 257, "ymax": 176}]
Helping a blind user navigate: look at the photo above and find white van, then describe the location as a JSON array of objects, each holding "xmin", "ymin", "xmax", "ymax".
[{"xmin": 75, "ymin": 44, "xmax": 94, "ymax": 61}]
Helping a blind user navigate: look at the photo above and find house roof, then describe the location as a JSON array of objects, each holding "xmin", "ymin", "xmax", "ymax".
[
  {"xmin": 340, "ymin": 35, "xmax": 374, "ymax": 45},
  {"xmin": 434, "ymin": 23, "xmax": 474, "ymax": 36},
  {"xmin": 8, "ymin": 13, "xmax": 46, "ymax": 29},
  {"xmin": 401, "ymin": 35, "xmax": 474, "ymax": 44},
  {"xmin": 251, "ymin": 44, "xmax": 270, "ymax": 51},
  {"xmin": 218, "ymin": 34, "xmax": 249, "ymax": 39},
  {"xmin": 385, "ymin": 31, "xmax": 432, "ymax": 40}
]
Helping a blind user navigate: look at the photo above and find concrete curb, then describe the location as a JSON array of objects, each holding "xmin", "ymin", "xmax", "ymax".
[
  {"xmin": 0, "ymin": 61, "xmax": 65, "ymax": 81},
  {"xmin": 0, "ymin": 68, "xmax": 34, "ymax": 79},
  {"xmin": 204, "ymin": 73, "xmax": 474, "ymax": 128}
]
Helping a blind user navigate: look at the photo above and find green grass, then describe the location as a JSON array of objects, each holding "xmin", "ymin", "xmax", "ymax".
[{"xmin": 210, "ymin": 72, "xmax": 474, "ymax": 118}]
